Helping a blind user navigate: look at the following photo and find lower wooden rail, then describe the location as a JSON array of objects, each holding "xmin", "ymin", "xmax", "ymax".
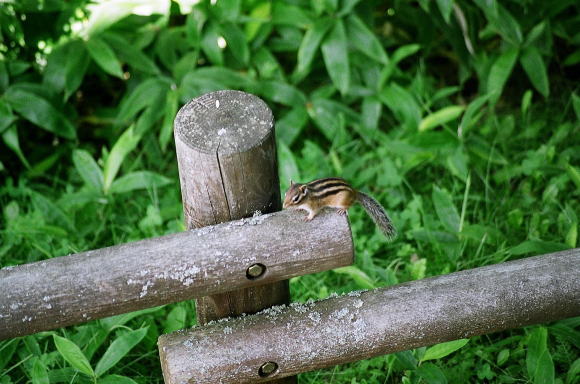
[
  {"xmin": 0, "ymin": 210, "xmax": 352, "ymax": 340},
  {"xmin": 158, "ymin": 249, "xmax": 580, "ymax": 384}
]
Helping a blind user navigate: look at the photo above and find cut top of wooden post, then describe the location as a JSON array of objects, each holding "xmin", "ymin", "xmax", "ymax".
[{"xmin": 174, "ymin": 90, "xmax": 274, "ymax": 155}]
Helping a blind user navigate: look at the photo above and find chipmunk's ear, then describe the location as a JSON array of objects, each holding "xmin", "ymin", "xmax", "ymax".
[
  {"xmin": 290, "ymin": 179, "xmax": 294, "ymax": 186},
  {"xmin": 298, "ymin": 184, "xmax": 308, "ymax": 194}
]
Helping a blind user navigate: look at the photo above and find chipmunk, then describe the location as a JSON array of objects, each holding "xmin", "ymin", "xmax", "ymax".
[{"xmin": 283, "ymin": 178, "xmax": 397, "ymax": 239}]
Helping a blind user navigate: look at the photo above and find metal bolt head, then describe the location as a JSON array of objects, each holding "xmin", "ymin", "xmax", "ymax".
[
  {"xmin": 258, "ymin": 361, "xmax": 278, "ymax": 377},
  {"xmin": 246, "ymin": 263, "xmax": 266, "ymax": 279}
]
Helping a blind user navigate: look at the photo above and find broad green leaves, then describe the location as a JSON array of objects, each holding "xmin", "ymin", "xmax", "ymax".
[
  {"xmin": 53, "ymin": 328, "xmax": 147, "ymax": 381},
  {"xmin": 3, "ymin": 88, "xmax": 76, "ymax": 139},
  {"xmin": 321, "ymin": 20, "xmax": 350, "ymax": 95},
  {"xmin": 86, "ymin": 37, "xmax": 124, "ymax": 79}
]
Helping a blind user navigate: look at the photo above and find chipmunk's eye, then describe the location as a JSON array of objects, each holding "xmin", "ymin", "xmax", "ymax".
[{"xmin": 292, "ymin": 195, "xmax": 300, "ymax": 203}]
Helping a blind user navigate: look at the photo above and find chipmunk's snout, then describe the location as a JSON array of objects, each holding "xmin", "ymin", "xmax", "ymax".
[{"xmin": 283, "ymin": 200, "xmax": 288, "ymax": 209}]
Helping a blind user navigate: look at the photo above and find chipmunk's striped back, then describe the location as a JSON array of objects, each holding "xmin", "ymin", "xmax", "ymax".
[{"xmin": 306, "ymin": 178, "xmax": 354, "ymax": 199}]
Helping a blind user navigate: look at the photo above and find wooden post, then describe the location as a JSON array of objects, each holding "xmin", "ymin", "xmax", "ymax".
[
  {"xmin": 170, "ymin": 90, "xmax": 296, "ymax": 382},
  {"xmin": 158, "ymin": 249, "xmax": 580, "ymax": 384},
  {"xmin": 0, "ymin": 210, "xmax": 352, "ymax": 340}
]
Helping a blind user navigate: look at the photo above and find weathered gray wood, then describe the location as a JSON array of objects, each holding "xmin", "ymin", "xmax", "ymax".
[
  {"xmin": 0, "ymin": 210, "xmax": 353, "ymax": 340},
  {"xmin": 158, "ymin": 249, "xmax": 580, "ymax": 384},
  {"xmin": 173, "ymin": 90, "xmax": 291, "ymax": 326},
  {"xmin": 172, "ymin": 90, "xmax": 296, "ymax": 384}
]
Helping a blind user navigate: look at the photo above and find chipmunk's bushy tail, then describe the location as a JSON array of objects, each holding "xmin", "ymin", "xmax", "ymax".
[{"xmin": 357, "ymin": 192, "xmax": 397, "ymax": 240}]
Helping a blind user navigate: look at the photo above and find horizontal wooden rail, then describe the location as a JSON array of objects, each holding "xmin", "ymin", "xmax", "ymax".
[
  {"xmin": 0, "ymin": 210, "xmax": 353, "ymax": 340},
  {"xmin": 158, "ymin": 249, "xmax": 580, "ymax": 384}
]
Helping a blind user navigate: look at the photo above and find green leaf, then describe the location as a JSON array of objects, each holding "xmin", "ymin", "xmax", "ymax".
[
  {"xmin": 566, "ymin": 164, "xmax": 580, "ymax": 190},
  {"xmin": 527, "ymin": 327, "xmax": 553, "ymax": 383},
  {"xmin": 220, "ymin": 22, "xmax": 249, "ymax": 65},
  {"xmin": 94, "ymin": 327, "xmax": 148, "ymax": 377},
  {"xmin": 459, "ymin": 94, "xmax": 490, "ymax": 134},
  {"xmin": 361, "ymin": 96, "xmax": 382, "ymax": 131},
  {"xmin": 164, "ymin": 306, "xmax": 187, "ymax": 334},
  {"xmin": 296, "ymin": 18, "xmax": 333, "ymax": 77},
  {"xmin": 3, "ymin": 88, "xmax": 76, "ymax": 139},
  {"xmin": 534, "ymin": 350, "xmax": 555, "ymax": 384},
  {"xmin": 100, "ymin": 307, "xmax": 163, "ymax": 332},
  {"xmin": 31, "ymin": 358, "xmax": 49, "ymax": 384},
  {"xmin": 346, "ymin": 15, "xmax": 388, "ymax": 64},
  {"xmin": 0, "ymin": 99, "xmax": 16, "ymax": 134},
  {"xmin": 497, "ymin": 349, "xmax": 510, "ymax": 366},
  {"xmin": 43, "ymin": 40, "xmax": 89, "ymax": 98},
  {"xmin": 334, "ymin": 266, "xmax": 375, "ymax": 289},
  {"xmin": 572, "ymin": 93, "xmax": 580, "ymax": 121},
  {"xmin": 72, "ymin": 149, "xmax": 104, "ymax": 192},
  {"xmin": 109, "ymin": 171, "xmax": 172, "ymax": 194},
  {"xmin": 432, "ymin": 186, "xmax": 461, "ymax": 233},
  {"xmin": 321, "ymin": 20, "xmax": 350, "ymax": 94},
  {"xmin": 278, "ymin": 141, "xmax": 300, "ymax": 191},
  {"xmin": 259, "ymin": 80, "xmax": 306, "ymax": 106},
  {"xmin": 98, "ymin": 375, "xmax": 139, "ymax": 384},
  {"xmin": 103, "ymin": 32, "xmax": 159, "ymax": 75},
  {"xmin": 117, "ymin": 78, "xmax": 169, "ymax": 124},
  {"xmin": 272, "ymin": 2, "xmax": 312, "ymax": 28},
  {"xmin": 200, "ymin": 22, "xmax": 224, "ymax": 66},
  {"xmin": 245, "ymin": 2, "xmax": 271, "ymax": 41},
  {"xmin": 419, "ymin": 105, "xmax": 465, "ymax": 132},
  {"xmin": 379, "ymin": 84, "xmax": 421, "ymax": 130},
  {"xmin": 394, "ymin": 351, "xmax": 418, "ymax": 370},
  {"xmin": 86, "ymin": 37, "xmax": 124, "ymax": 78},
  {"xmin": 159, "ymin": 88, "xmax": 178, "ymax": 151},
  {"xmin": 277, "ymin": 106, "xmax": 308, "ymax": 146},
  {"xmin": 211, "ymin": 0, "xmax": 240, "ymax": 22},
  {"xmin": 509, "ymin": 240, "xmax": 569, "ymax": 255},
  {"xmin": 520, "ymin": 47, "xmax": 549, "ymax": 97},
  {"xmin": 487, "ymin": 48, "xmax": 519, "ymax": 103},
  {"xmin": 421, "ymin": 339, "xmax": 470, "ymax": 362},
  {"xmin": 416, "ymin": 362, "xmax": 448, "ymax": 384},
  {"xmin": 103, "ymin": 126, "xmax": 142, "ymax": 194},
  {"xmin": 567, "ymin": 359, "xmax": 580, "ymax": 384},
  {"xmin": 436, "ymin": 0, "xmax": 453, "ymax": 23},
  {"xmin": 53, "ymin": 335, "xmax": 95, "ymax": 378},
  {"xmin": 2, "ymin": 126, "xmax": 30, "ymax": 168}
]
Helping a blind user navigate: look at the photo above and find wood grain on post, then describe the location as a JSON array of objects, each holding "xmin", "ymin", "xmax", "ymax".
[
  {"xmin": 0, "ymin": 210, "xmax": 353, "ymax": 340},
  {"xmin": 158, "ymin": 249, "xmax": 580, "ymax": 384},
  {"xmin": 171, "ymin": 90, "xmax": 295, "ymax": 382}
]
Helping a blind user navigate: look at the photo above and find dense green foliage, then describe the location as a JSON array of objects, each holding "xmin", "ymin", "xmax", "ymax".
[{"xmin": 1, "ymin": 0, "xmax": 579, "ymax": 383}]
